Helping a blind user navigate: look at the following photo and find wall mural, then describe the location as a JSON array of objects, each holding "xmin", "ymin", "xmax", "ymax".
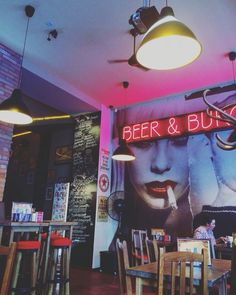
[{"xmin": 111, "ymin": 91, "xmax": 236, "ymax": 243}]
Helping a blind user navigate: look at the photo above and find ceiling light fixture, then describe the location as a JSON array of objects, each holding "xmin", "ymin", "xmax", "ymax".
[
  {"xmin": 112, "ymin": 139, "xmax": 136, "ymax": 161},
  {"xmin": 32, "ymin": 114, "xmax": 71, "ymax": 122},
  {"xmin": 12, "ymin": 131, "xmax": 32, "ymax": 138},
  {"xmin": 112, "ymin": 81, "xmax": 135, "ymax": 162},
  {"xmin": 0, "ymin": 5, "xmax": 35, "ymax": 125},
  {"xmin": 47, "ymin": 29, "xmax": 58, "ymax": 41},
  {"xmin": 136, "ymin": 4, "xmax": 202, "ymax": 70}
]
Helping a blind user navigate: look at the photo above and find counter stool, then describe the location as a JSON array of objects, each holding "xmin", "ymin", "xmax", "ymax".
[
  {"xmin": 10, "ymin": 240, "xmax": 41, "ymax": 295},
  {"xmin": 37, "ymin": 232, "xmax": 62, "ymax": 286},
  {"xmin": 46, "ymin": 237, "xmax": 72, "ymax": 295}
]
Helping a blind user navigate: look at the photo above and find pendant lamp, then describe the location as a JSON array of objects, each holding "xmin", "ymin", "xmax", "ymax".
[
  {"xmin": 0, "ymin": 5, "xmax": 35, "ymax": 125},
  {"xmin": 136, "ymin": 6, "xmax": 202, "ymax": 70},
  {"xmin": 112, "ymin": 81, "xmax": 135, "ymax": 161},
  {"xmin": 112, "ymin": 139, "xmax": 135, "ymax": 161}
]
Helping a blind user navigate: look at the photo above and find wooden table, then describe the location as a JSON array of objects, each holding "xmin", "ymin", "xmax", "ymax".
[
  {"xmin": 0, "ymin": 220, "xmax": 48, "ymax": 245},
  {"xmin": 9, "ymin": 221, "xmax": 48, "ymax": 244},
  {"xmin": 126, "ymin": 259, "xmax": 231, "ymax": 295}
]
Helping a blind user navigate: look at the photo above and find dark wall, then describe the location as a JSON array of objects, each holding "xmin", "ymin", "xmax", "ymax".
[
  {"xmin": 0, "ymin": 43, "xmax": 20, "ymax": 201},
  {"xmin": 3, "ymin": 121, "xmax": 75, "ymax": 219}
]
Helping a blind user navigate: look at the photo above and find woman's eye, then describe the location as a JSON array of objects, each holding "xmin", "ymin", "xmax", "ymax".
[
  {"xmin": 170, "ymin": 136, "xmax": 188, "ymax": 146},
  {"xmin": 129, "ymin": 141, "xmax": 154, "ymax": 149}
]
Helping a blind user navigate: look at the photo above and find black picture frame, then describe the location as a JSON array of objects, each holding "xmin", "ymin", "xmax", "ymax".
[{"xmin": 45, "ymin": 186, "xmax": 54, "ymax": 201}]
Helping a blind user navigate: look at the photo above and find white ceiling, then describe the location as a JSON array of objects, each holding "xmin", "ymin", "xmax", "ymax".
[{"xmin": 0, "ymin": 0, "xmax": 236, "ymax": 114}]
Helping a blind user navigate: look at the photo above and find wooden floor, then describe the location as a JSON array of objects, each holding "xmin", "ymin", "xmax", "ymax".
[
  {"xmin": 69, "ymin": 266, "xmax": 227, "ymax": 295},
  {"xmin": 70, "ymin": 266, "xmax": 120, "ymax": 295},
  {"xmin": 69, "ymin": 267, "xmax": 156, "ymax": 295}
]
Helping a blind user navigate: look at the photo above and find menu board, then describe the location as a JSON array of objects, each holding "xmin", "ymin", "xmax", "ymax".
[{"xmin": 67, "ymin": 112, "xmax": 101, "ymax": 259}]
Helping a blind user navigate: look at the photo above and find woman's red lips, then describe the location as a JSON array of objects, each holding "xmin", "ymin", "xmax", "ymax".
[
  {"xmin": 149, "ymin": 187, "xmax": 167, "ymax": 193},
  {"xmin": 145, "ymin": 181, "xmax": 176, "ymax": 198}
]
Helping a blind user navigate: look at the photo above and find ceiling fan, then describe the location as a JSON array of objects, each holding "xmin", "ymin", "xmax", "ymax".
[{"xmin": 108, "ymin": 29, "xmax": 149, "ymax": 71}]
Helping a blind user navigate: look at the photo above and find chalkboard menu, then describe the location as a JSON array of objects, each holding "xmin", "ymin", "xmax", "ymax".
[{"xmin": 67, "ymin": 112, "xmax": 101, "ymax": 265}]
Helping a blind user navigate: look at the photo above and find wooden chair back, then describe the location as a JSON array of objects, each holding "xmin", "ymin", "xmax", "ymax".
[
  {"xmin": 131, "ymin": 229, "xmax": 148, "ymax": 265},
  {"xmin": 231, "ymin": 245, "xmax": 236, "ymax": 295},
  {"xmin": 0, "ymin": 242, "xmax": 17, "ymax": 295},
  {"xmin": 0, "ymin": 202, "xmax": 5, "ymax": 220},
  {"xmin": 209, "ymin": 239, "xmax": 215, "ymax": 259},
  {"xmin": 116, "ymin": 238, "xmax": 132, "ymax": 295},
  {"xmin": 157, "ymin": 248, "xmax": 208, "ymax": 295},
  {"xmin": 145, "ymin": 238, "xmax": 160, "ymax": 263}
]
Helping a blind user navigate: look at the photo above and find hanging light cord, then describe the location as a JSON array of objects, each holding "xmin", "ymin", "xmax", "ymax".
[
  {"xmin": 231, "ymin": 59, "xmax": 236, "ymax": 86},
  {"xmin": 143, "ymin": 0, "xmax": 154, "ymax": 7},
  {"xmin": 17, "ymin": 15, "xmax": 30, "ymax": 89}
]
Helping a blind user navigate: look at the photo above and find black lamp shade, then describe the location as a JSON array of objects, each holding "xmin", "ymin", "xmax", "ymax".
[
  {"xmin": 0, "ymin": 89, "xmax": 33, "ymax": 124},
  {"xmin": 112, "ymin": 141, "xmax": 135, "ymax": 161},
  {"xmin": 136, "ymin": 7, "xmax": 201, "ymax": 70}
]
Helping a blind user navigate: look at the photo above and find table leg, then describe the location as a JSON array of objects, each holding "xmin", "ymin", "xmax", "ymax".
[
  {"xmin": 0, "ymin": 226, "xmax": 3, "ymax": 245},
  {"xmin": 68, "ymin": 226, "xmax": 73, "ymax": 261},
  {"xmin": 9, "ymin": 230, "xmax": 14, "ymax": 245},
  {"xmin": 218, "ymin": 277, "xmax": 227, "ymax": 295},
  {"xmin": 42, "ymin": 226, "xmax": 51, "ymax": 292},
  {"xmin": 136, "ymin": 277, "xmax": 143, "ymax": 295}
]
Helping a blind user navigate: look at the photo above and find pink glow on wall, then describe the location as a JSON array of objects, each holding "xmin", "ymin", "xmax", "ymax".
[{"xmin": 99, "ymin": 105, "xmax": 112, "ymax": 146}]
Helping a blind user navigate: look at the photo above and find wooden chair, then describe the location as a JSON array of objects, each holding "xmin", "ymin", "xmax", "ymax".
[
  {"xmin": 230, "ymin": 245, "xmax": 236, "ymax": 295},
  {"xmin": 145, "ymin": 238, "xmax": 159, "ymax": 263},
  {"xmin": 0, "ymin": 242, "xmax": 17, "ymax": 295},
  {"xmin": 116, "ymin": 239, "xmax": 155, "ymax": 295},
  {"xmin": 157, "ymin": 248, "xmax": 208, "ymax": 295},
  {"xmin": 131, "ymin": 229, "xmax": 148, "ymax": 265},
  {"xmin": 116, "ymin": 238, "xmax": 133, "ymax": 295},
  {"xmin": 209, "ymin": 239, "xmax": 216, "ymax": 259}
]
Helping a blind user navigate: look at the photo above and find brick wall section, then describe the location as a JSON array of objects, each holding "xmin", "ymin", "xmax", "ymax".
[{"xmin": 0, "ymin": 43, "xmax": 21, "ymax": 201}]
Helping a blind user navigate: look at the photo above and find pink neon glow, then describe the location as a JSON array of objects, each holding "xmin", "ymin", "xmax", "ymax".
[{"xmin": 122, "ymin": 105, "xmax": 236, "ymax": 142}]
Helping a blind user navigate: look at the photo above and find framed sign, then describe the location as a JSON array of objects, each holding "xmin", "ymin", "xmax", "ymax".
[
  {"xmin": 97, "ymin": 196, "xmax": 108, "ymax": 222},
  {"xmin": 45, "ymin": 186, "xmax": 54, "ymax": 201},
  {"xmin": 51, "ymin": 183, "xmax": 70, "ymax": 221},
  {"xmin": 11, "ymin": 202, "xmax": 32, "ymax": 222}
]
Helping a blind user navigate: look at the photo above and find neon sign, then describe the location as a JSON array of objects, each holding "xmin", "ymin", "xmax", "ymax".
[{"xmin": 122, "ymin": 105, "xmax": 236, "ymax": 143}]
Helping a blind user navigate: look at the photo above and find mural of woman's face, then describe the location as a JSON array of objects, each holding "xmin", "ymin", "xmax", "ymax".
[
  {"xmin": 210, "ymin": 129, "xmax": 236, "ymax": 191},
  {"xmin": 127, "ymin": 137, "xmax": 189, "ymax": 210}
]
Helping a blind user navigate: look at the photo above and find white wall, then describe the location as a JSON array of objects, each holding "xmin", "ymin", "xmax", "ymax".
[{"xmin": 92, "ymin": 105, "xmax": 117, "ymax": 268}]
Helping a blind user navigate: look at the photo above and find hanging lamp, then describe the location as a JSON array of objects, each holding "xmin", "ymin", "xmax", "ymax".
[
  {"xmin": 112, "ymin": 81, "xmax": 135, "ymax": 161},
  {"xmin": 136, "ymin": 6, "xmax": 202, "ymax": 70},
  {"xmin": 112, "ymin": 139, "xmax": 135, "ymax": 161},
  {"xmin": 0, "ymin": 5, "xmax": 35, "ymax": 125}
]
